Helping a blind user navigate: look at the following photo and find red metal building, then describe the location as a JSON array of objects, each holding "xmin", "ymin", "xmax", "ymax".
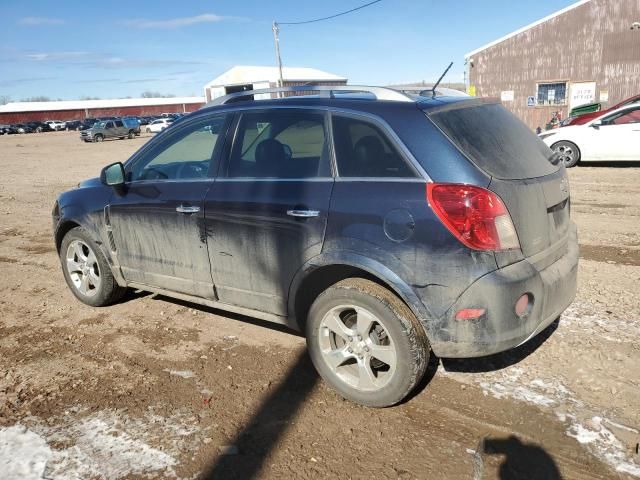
[{"xmin": 0, "ymin": 97, "xmax": 205, "ymax": 124}]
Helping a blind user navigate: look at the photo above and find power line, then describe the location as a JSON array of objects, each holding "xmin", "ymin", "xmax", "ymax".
[{"xmin": 278, "ymin": 0, "xmax": 383, "ymax": 25}]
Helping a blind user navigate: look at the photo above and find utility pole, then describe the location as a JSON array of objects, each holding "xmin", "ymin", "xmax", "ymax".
[{"xmin": 272, "ymin": 21, "xmax": 285, "ymax": 97}]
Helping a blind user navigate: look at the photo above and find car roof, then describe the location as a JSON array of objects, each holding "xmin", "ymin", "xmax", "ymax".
[{"xmin": 198, "ymin": 94, "xmax": 475, "ymax": 118}]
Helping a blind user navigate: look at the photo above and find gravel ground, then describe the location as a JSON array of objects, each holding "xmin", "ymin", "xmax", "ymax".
[{"xmin": 0, "ymin": 131, "xmax": 638, "ymax": 479}]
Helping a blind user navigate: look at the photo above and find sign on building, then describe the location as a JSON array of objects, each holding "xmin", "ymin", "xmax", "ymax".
[
  {"xmin": 527, "ymin": 96, "xmax": 536, "ymax": 107},
  {"xmin": 569, "ymin": 82, "xmax": 596, "ymax": 109},
  {"xmin": 500, "ymin": 90, "xmax": 514, "ymax": 102}
]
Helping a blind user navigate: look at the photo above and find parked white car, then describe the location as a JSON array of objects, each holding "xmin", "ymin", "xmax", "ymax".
[
  {"xmin": 539, "ymin": 104, "xmax": 640, "ymax": 167},
  {"xmin": 45, "ymin": 120, "xmax": 66, "ymax": 131},
  {"xmin": 146, "ymin": 118, "xmax": 173, "ymax": 133}
]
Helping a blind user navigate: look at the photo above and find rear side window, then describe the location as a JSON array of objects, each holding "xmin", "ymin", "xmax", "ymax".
[
  {"xmin": 429, "ymin": 103, "xmax": 559, "ymax": 180},
  {"xmin": 332, "ymin": 115, "xmax": 415, "ymax": 178},
  {"xmin": 228, "ymin": 110, "xmax": 330, "ymax": 178},
  {"xmin": 114, "ymin": 120, "xmax": 123, "ymax": 128}
]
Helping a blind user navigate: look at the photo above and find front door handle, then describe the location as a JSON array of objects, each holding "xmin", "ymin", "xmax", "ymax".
[
  {"xmin": 287, "ymin": 209, "xmax": 320, "ymax": 218},
  {"xmin": 176, "ymin": 205, "xmax": 200, "ymax": 214}
]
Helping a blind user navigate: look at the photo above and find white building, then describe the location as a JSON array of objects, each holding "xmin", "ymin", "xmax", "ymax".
[{"xmin": 203, "ymin": 65, "xmax": 347, "ymax": 102}]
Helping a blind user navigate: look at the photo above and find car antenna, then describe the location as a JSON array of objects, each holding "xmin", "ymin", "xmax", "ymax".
[{"xmin": 424, "ymin": 62, "xmax": 454, "ymax": 98}]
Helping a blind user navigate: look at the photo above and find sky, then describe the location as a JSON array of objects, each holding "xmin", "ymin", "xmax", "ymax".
[{"xmin": 0, "ymin": 0, "xmax": 579, "ymax": 101}]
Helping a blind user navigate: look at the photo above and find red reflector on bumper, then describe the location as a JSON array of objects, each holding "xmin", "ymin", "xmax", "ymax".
[
  {"xmin": 455, "ymin": 308, "xmax": 486, "ymax": 321},
  {"xmin": 515, "ymin": 293, "xmax": 533, "ymax": 317}
]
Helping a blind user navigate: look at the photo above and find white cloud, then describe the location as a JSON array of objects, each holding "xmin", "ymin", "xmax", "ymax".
[
  {"xmin": 19, "ymin": 17, "xmax": 64, "ymax": 26},
  {"xmin": 122, "ymin": 13, "xmax": 230, "ymax": 29},
  {"xmin": 25, "ymin": 51, "xmax": 88, "ymax": 61}
]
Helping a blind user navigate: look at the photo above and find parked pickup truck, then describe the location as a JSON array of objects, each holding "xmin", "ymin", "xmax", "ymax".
[{"xmin": 80, "ymin": 118, "xmax": 140, "ymax": 143}]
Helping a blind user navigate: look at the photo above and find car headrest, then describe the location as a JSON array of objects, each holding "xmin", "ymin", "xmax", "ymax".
[
  {"xmin": 354, "ymin": 135, "xmax": 386, "ymax": 172},
  {"xmin": 255, "ymin": 138, "xmax": 286, "ymax": 176}
]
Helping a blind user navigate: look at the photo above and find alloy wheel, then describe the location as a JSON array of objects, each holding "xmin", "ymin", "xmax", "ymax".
[
  {"xmin": 318, "ymin": 305, "xmax": 397, "ymax": 392},
  {"xmin": 65, "ymin": 240, "xmax": 101, "ymax": 297},
  {"xmin": 554, "ymin": 144, "xmax": 576, "ymax": 166}
]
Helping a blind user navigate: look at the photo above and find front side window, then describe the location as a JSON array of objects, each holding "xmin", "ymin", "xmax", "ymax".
[
  {"xmin": 227, "ymin": 110, "xmax": 329, "ymax": 178},
  {"xmin": 536, "ymin": 82, "xmax": 567, "ymax": 106},
  {"xmin": 332, "ymin": 115, "xmax": 415, "ymax": 178},
  {"xmin": 602, "ymin": 106, "xmax": 640, "ymax": 125},
  {"xmin": 128, "ymin": 114, "xmax": 226, "ymax": 182}
]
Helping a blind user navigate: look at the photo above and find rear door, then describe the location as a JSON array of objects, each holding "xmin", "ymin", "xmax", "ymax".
[
  {"xmin": 108, "ymin": 113, "xmax": 229, "ymax": 298},
  {"xmin": 204, "ymin": 108, "xmax": 333, "ymax": 315}
]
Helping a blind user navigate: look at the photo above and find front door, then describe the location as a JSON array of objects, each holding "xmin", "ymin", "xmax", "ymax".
[
  {"xmin": 108, "ymin": 113, "xmax": 229, "ymax": 298},
  {"xmin": 204, "ymin": 109, "xmax": 334, "ymax": 315}
]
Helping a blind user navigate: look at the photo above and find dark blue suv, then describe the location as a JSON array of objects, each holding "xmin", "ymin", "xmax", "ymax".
[{"xmin": 52, "ymin": 86, "xmax": 578, "ymax": 407}]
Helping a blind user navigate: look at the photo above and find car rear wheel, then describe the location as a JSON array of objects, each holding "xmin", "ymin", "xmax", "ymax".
[
  {"xmin": 306, "ymin": 278, "xmax": 430, "ymax": 407},
  {"xmin": 60, "ymin": 227, "xmax": 126, "ymax": 307},
  {"xmin": 127, "ymin": 130, "xmax": 135, "ymax": 139},
  {"xmin": 552, "ymin": 140, "xmax": 580, "ymax": 167}
]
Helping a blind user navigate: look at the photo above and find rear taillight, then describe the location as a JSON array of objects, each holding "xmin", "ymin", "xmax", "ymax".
[{"xmin": 427, "ymin": 183, "xmax": 520, "ymax": 251}]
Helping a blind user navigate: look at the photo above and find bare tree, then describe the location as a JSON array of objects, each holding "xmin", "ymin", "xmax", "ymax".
[
  {"xmin": 0, "ymin": 95, "xmax": 10, "ymax": 105},
  {"xmin": 141, "ymin": 91, "xmax": 176, "ymax": 98},
  {"xmin": 20, "ymin": 96, "xmax": 52, "ymax": 102}
]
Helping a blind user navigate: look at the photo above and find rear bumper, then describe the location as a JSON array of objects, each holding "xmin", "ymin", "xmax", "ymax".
[{"xmin": 430, "ymin": 223, "xmax": 578, "ymax": 358}]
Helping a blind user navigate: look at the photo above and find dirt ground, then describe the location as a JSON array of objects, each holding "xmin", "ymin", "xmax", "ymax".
[{"xmin": 0, "ymin": 131, "xmax": 639, "ymax": 479}]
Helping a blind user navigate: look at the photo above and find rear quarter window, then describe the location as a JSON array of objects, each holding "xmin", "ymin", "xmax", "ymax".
[{"xmin": 428, "ymin": 103, "xmax": 559, "ymax": 180}]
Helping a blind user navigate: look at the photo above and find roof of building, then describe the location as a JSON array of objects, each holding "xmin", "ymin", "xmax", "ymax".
[
  {"xmin": 465, "ymin": 0, "xmax": 592, "ymax": 58},
  {"xmin": 0, "ymin": 96, "xmax": 205, "ymax": 113},
  {"xmin": 205, "ymin": 65, "xmax": 347, "ymax": 88}
]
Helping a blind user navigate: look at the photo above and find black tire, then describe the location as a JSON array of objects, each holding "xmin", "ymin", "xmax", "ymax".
[
  {"xmin": 94, "ymin": 134, "xmax": 103, "ymax": 143},
  {"xmin": 119, "ymin": 136, "xmax": 125, "ymax": 140},
  {"xmin": 306, "ymin": 278, "xmax": 430, "ymax": 407},
  {"xmin": 127, "ymin": 130, "xmax": 135, "ymax": 139},
  {"xmin": 552, "ymin": 140, "xmax": 580, "ymax": 167},
  {"xmin": 59, "ymin": 227, "xmax": 126, "ymax": 307}
]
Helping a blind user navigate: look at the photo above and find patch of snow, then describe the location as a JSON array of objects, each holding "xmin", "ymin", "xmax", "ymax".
[
  {"xmin": 1, "ymin": 408, "xmax": 205, "ymax": 479},
  {"xmin": 163, "ymin": 369, "xmax": 195, "ymax": 379},
  {"xmin": 0, "ymin": 425, "xmax": 52, "ymax": 480},
  {"xmin": 568, "ymin": 417, "xmax": 640, "ymax": 477}
]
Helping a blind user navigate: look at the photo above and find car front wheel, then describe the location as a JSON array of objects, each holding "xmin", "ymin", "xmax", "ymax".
[
  {"xmin": 552, "ymin": 140, "xmax": 581, "ymax": 167},
  {"xmin": 306, "ymin": 278, "xmax": 430, "ymax": 407},
  {"xmin": 60, "ymin": 227, "xmax": 126, "ymax": 306}
]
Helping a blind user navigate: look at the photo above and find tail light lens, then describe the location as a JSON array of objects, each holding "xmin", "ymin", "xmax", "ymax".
[{"xmin": 427, "ymin": 183, "xmax": 520, "ymax": 251}]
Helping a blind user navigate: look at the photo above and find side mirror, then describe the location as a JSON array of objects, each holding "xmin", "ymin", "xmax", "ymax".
[
  {"xmin": 591, "ymin": 120, "xmax": 602, "ymax": 128},
  {"xmin": 100, "ymin": 162, "xmax": 125, "ymax": 186}
]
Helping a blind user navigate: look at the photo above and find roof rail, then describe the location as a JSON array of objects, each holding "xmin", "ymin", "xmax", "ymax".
[{"xmin": 208, "ymin": 85, "xmax": 413, "ymax": 106}]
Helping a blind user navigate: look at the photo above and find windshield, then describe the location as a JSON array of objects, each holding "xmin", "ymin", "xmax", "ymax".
[{"xmin": 94, "ymin": 121, "xmax": 107, "ymax": 129}]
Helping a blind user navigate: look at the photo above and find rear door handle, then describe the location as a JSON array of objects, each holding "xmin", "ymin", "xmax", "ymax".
[
  {"xmin": 287, "ymin": 209, "xmax": 320, "ymax": 218},
  {"xmin": 176, "ymin": 205, "xmax": 200, "ymax": 214}
]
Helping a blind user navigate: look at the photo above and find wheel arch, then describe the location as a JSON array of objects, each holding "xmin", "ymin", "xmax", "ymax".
[
  {"xmin": 55, "ymin": 219, "xmax": 81, "ymax": 253},
  {"xmin": 288, "ymin": 252, "xmax": 434, "ymax": 338}
]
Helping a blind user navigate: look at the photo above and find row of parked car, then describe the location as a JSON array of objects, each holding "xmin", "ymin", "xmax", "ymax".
[{"xmin": 0, "ymin": 112, "xmax": 188, "ymax": 136}]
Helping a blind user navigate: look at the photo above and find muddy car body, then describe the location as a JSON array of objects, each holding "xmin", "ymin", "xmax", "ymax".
[{"xmin": 53, "ymin": 85, "xmax": 578, "ymax": 406}]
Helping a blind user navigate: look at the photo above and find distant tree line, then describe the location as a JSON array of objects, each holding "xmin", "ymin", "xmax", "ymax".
[{"xmin": 0, "ymin": 91, "xmax": 181, "ymax": 105}]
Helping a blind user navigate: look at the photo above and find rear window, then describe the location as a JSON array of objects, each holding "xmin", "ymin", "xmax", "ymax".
[{"xmin": 428, "ymin": 103, "xmax": 559, "ymax": 180}]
